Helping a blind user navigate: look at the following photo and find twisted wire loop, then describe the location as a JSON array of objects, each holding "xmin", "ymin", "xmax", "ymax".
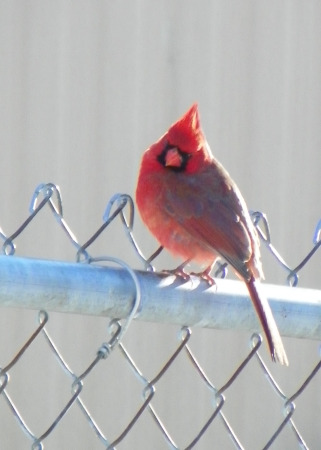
[
  {"xmin": 1, "ymin": 183, "xmax": 321, "ymax": 447},
  {"xmin": 251, "ymin": 211, "xmax": 321, "ymax": 287},
  {"xmin": 1, "ymin": 183, "xmax": 86, "ymax": 258},
  {"xmin": 76, "ymin": 193, "xmax": 155, "ymax": 269},
  {"xmin": 250, "ymin": 211, "xmax": 299, "ymax": 285},
  {"xmin": 0, "ymin": 226, "xmax": 15, "ymax": 255},
  {"xmin": 30, "ymin": 183, "xmax": 88, "ymax": 258}
]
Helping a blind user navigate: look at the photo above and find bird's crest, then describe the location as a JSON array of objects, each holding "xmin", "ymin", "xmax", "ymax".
[{"xmin": 168, "ymin": 103, "xmax": 204, "ymax": 153}]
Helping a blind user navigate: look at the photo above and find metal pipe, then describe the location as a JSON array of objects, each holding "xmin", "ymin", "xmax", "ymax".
[{"xmin": 0, "ymin": 255, "xmax": 320, "ymax": 340}]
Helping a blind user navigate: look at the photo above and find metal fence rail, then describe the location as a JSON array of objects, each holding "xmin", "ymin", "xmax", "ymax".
[
  {"xmin": 0, "ymin": 183, "xmax": 321, "ymax": 449},
  {"xmin": 0, "ymin": 256, "xmax": 321, "ymax": 340}
]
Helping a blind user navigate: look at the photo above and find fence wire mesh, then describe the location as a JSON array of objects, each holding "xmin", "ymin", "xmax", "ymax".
[{"xmin": 0, "ymin": 182, "xmax": 321, "ymax": 449}]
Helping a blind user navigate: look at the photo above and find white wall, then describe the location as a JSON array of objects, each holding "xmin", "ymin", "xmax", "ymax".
[{"xmin": 0, "ymin": 2, "xmax": 320, "ymax": 448}]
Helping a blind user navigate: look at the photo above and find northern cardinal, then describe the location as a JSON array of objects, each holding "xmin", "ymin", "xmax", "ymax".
[{"xmin": 136, "ymin": 104, "xmax": 288, "ymax": 365}]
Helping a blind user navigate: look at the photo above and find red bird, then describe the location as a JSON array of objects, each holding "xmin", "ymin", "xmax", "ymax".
[{"xmin": 136, "ymin": 104, "xmax": 288, "ymax": 365}]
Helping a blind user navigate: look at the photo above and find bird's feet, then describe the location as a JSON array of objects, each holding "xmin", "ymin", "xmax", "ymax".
[
  {"xmin": 162, "ymin": 260, "xmax": 191, "ymax": 282},
  {"xmin": 162, "ymin": 262, "xmax": 217, "ymax": 287},
  {"xmin": 191, "ymin": 266, "xmax": 216, "ymax": 287},
  {"xmin": 162, "ymin": 267, "xmax": 190, "ymax": 282}
]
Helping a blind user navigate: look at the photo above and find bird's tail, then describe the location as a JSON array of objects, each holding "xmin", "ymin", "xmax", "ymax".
[{"xmin": 246, "ymin": 277, "xmax": 289, "ymax": 366}]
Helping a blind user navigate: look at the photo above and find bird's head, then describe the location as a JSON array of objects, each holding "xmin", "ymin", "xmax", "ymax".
[
  {"xmin": 138, "ymin": 104, "xmax": 212, "ymax": 176},
  {"xmin": 157, "ymin": 104, "xmax": 211, "ymax": 174}
]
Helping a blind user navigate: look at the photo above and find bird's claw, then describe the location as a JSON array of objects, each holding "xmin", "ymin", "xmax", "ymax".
[
  {"xmin": 191, "ymin": 268, "xmax": 216, "ymax": 287},
  {"xmin": 162, "ymin": 268, "xmax": 191, "ymax": 282},
  {"xmin": 162, "ymin": 264, "xmax": 216, "ymax": 287}
]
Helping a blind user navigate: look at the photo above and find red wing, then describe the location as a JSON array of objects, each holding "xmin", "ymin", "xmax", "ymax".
[{"xmin": 163, "ymin": 175, "xmax": 254, "ymax": 279}]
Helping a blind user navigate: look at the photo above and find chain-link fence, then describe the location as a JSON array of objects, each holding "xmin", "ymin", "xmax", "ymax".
[{"xmin": 0, "ymin": 183, "xmax": 321, "ymax": 449}]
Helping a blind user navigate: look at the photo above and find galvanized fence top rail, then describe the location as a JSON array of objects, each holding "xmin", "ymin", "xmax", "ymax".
[{"xmin": 0, "ymin": 183, "xmax": 321, "ymax": 449}]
